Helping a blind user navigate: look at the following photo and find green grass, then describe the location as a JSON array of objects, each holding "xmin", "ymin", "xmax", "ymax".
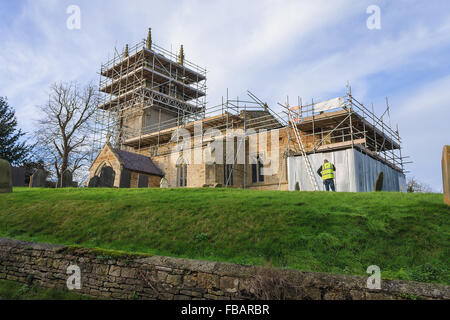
[
  {"xmin": 0, "ymin": 280, "xmax": 92, "ymax": 300},
  {"xmin": 0, "ymin": 187, "xmax": 449, "ymax": 285}
]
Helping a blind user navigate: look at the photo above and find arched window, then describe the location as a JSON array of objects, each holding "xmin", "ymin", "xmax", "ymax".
[
  {"xmin": 176, "ymin": 157, "xmax": 187, "ymax": 187},
  {"xmin": 95, "ymin": 161, "xmax": 113, "ymax": 176}
]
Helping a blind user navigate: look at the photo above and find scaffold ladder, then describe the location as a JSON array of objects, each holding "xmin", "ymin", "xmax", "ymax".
[{"xmin": 289, "ymin": 111, "xmax": 319, "ymax": 191}]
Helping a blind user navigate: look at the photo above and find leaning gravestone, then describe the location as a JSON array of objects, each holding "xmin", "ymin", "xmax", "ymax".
[
  {"xmin": 99, "ymin": 166, "xmax": 115, "ymax": 188},
  {"xmin": 442, "ymin": 145, "xmax": 450, "ymax": 206},
  {"xmin": 0, "ymin": 159, "xmax": 12, "ymax": 193},
  {"xmin": 29, "ymin": 169, "xmax": 46, "ymax": 188},
  {"xmin": 374, "ymin": 172, "xmax": 384, "ymax": 192},
  {"xmin": 160, "ymin": 178, "xmax": 169, "ymax": 189},
  {"xmin": 61, "ymin": 169, "xmax": 73, "ymax": 188},
  {"xmin": 88, "ymin": 176, "xmax": 100, "ymax": 188}
]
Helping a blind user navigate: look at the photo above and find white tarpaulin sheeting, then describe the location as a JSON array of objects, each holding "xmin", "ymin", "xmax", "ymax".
[
  {"xmin": 288, "ymin": 149, "xmax": 406, "ymax": 192},
  {"xmin": 312, "ymin": 97, "xmax": 346, "ymax": 113}
]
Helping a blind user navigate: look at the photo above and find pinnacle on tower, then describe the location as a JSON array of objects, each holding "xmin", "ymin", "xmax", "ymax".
[
  {"xmin": 123, "ymin": 44, "xmax": 129, "ymax": 58},
  {"xmin": 146, "ymin": 28, "xmax": 152, "ymax": 50},
  {"xmin": 178, "ymin": 45, "xmax": 185, "ymax": 65}
]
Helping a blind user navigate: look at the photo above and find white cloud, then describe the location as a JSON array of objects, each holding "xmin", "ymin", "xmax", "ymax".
[
  {"xmin": 162, "ymin": 0, "xmax": 363, "ymax": 102},
  {"xmin": 280, "ymin": 17, "xmax": 450, "ymax": 104}
]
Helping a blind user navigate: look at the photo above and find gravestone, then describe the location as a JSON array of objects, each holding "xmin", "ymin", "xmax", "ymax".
[
  {"xmin": 443, "ymin": 145, "xmax": 450, "ymax": 206},
  {"xmin": 0, "ymin": 159, "xmax": 12, "ymax": 193},
  {"xmin": 99, "ymin": 166, "xmax": 115, "ymax": 188},
  {"xmin": 29, "ymin": 169, "xmax": 46, "ymax": 188},
  {"xmin": 374, "ymin": 172, "xmax": 384, "ymax": 192},
  {"xmin": 295, "ymin": 182, "xmax": 300, "ymax": 191},
  {"xmin": 160, "ymin": 178, "xmax": 169, "ymax": 189},
  {"xmin": 88, "ymin": 176, "xmax": 100, "ymax": 188},
  {"xmin": 11, "ymin": 167, "xmax": 26, "ymax": 187},
  {"xmin": 119, "ymin": 169, "xmax": 131, "ymax": 188},
  {"xmin": 138, "ymin": 174, "xmax": 149, "ymax": 188},
  {"xmin": 71, "ymin": 181, "xmax": 78, "ymax": 188},
  {"xmin": 61, "ymin": 169, "xmax": 73, "ymax": 188}
]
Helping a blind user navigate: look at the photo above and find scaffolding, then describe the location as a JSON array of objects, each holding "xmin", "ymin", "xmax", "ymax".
[
  {"xmin": 118, "ymin": 91, "xmax": 285, "ymax": 175},
  {"xmin": 91, "ymin": 32, "xmax": 208, "ymax": 159},
  {"xmin": 280, "ymin": 86, "xmax": 406, "ymax": 174}
]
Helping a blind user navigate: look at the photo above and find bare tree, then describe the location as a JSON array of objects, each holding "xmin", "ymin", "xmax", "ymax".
[
  {"xmin": 34, "ymin": 82, "xmax": 98, "ymax": 185},
  {"xmin": 407, "ymin": 177, "xmax": 433, "ymax": 193}
]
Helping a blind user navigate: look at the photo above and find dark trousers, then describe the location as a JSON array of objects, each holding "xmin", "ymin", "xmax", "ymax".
[{"xmin": 324, "ymin": 179, "xmax": 336, "ymax": 192}]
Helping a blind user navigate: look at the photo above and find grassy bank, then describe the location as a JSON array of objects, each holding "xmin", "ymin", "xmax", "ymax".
[
  {"xmin": 0, "ymin": 279, "xmax": 91, "ymax": 300},
  {"xmin": 0, "ymin": 187, "xmax": 448, "ymax": 285}
]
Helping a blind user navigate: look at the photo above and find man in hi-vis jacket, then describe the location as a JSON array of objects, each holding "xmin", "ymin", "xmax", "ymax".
[{"xmin": 317, "ymin": 159, "xmax": 336, "ymax": 192}]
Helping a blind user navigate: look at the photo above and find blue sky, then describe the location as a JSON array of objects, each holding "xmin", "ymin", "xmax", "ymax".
[{"xmin": 0, "ymin": 0, "xmax": 449, "ymax": 191}]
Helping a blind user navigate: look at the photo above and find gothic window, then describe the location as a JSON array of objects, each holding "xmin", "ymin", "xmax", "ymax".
[
  {"xmin": 177, "ymin": 157, "xmax": 187, "ymax": 187},
  {"xmin": 251, "ymin": 155, "xmax": 265, "ymax": 183}
]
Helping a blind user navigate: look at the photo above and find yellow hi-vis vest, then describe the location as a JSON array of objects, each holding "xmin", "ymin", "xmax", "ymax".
[{"xmin": 322, "ymin": 163, "xmax": 335, "ymax": 180}]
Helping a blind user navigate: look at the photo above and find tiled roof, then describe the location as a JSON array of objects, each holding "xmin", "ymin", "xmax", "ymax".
[{"xmin": 113, "ymin": 149, "xmax": 164, "ymax": 177}]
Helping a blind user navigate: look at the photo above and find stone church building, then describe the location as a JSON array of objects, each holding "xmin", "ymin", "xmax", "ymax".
[{"xmin": 88, "ymin": 31, "xmax": 405, "ymax": 192}]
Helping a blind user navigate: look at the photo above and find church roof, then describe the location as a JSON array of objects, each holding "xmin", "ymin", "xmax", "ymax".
[{"xmin": 113, "ymin": 148, "xmax": 164, "ymax": 177}]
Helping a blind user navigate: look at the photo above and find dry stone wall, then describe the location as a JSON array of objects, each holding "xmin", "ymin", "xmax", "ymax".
[{"xmin": 0, "ymin": 238, "xmax": 448, "ymax": 300}]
